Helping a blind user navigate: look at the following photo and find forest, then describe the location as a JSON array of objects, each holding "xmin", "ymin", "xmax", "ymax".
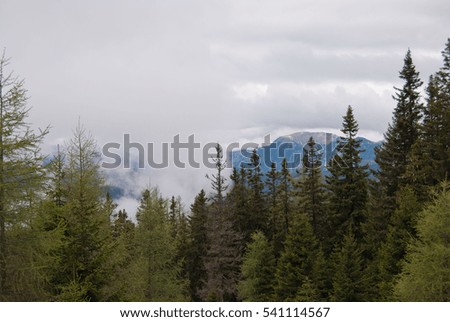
[{"xmin": 0, "ymin": 38, "xmax": 449, "ymax": 302}]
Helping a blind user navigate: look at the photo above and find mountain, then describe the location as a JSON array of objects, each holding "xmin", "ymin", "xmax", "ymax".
[{"xmin": 229, "ymin": 131, "xmax": 381, "ymax": 176}]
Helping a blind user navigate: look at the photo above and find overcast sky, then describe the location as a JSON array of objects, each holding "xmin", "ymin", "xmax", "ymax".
[{"xmin": 1, "ymin": 0, "xmax": 449, "ymax": 212}]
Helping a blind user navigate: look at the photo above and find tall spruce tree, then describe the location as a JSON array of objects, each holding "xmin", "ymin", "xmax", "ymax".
[
  {"xmin": 203, "ymin": 144, "xmax": 241, "ymax": 301},
  {"xmin": 265, "ymin": 162, "xmax": 280, "ymax": 244},
  {"xmin": 245, "ymin": 149, "xmax": 266, "ymax": 239},
  {"xmin": 278, "ymin": 158, "xmax": 293, "ymax": 239},
  {"xmin": 228, "ymin": 167, "xmax": 249, "ymax": 248},
  {"xmin": 186, "ymin": 189, "xmax": 208, "ymax": 301},
  {"xmin": 375, "ymin": 186, "xmax": 420, "ymax": 300},
  {"xmin": 331, "ymin": 228, "xmax": 367, "ymax": 301},
  {"xmin": 405, "ymin": 39, "xmax": 450, "ymax": 199},
  {"xmin": 375, "ymin": 49, "xmax": 423, "ymax": 213},
  {"xmin": 297, "ymin": 137, "xmax": 328, "ymax": 243},
  {"xmin": 275, "ymin": 213, "xmax": 322, "ymax": 301},
  {"xmin": 326, "ymin": 106, "xmax": 368, "ymax": 247}
]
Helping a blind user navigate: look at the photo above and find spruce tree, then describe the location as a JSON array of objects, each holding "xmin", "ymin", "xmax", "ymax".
[
  {"xmin": 297, "ymin": 137, "xmax": 328, "ymax": 243},
  {"xmin": 265, "ymin": 162, "xmax": 281, "ymax": 245},
  {"xmin": 375, "ymin": 49, "xmax": 423, "ymax": 213},
  {"xmin": 331, "ymin": 228, "xmax": 367, "ymax": 301},
  {"xmin": 278, "ymin": 158, "xmax": 293, "ymax": 239},
  {"xmin": 203, "ymin": 144, "xmax": 241, "ymax": 301},
  {"xmin": 186, "ymin": 189, "xmax": 208, "ymax": 301},
  {"xmin": 245, "ymin": 149, "xmax": 266, "ymax": 239},
  {"xmin": 326, "ymin": 106, "xmax": 368, "ymax": 247},
  {"xmin": 275, "ymin": 213, "xmax": 321, "ymax": 301},
  {"xmin": 228, "ymin": 167, "xmax": 249, "ymax": 247},
  {"xmin": 375, "ymin": 186, "xmax": 420, "ymax": 300},
  {"xmin": 405, "ymin": 40, "xmax": 450, "ymax": 199}
]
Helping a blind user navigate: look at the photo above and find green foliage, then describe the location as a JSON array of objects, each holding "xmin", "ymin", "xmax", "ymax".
[
  {"xmin": 0, "ymin": 54, "xmax": 49, "ymax": 300},
  {"xmin": 375, "ymin": 49, "xmax": 423, "ymax": 213},
  {"xmin": 53, "ymin": 124, "xmax": 112, "ymax": 301},
  {"xmin": 265, "ymin": 159, "xmax": 293, "ymax": 256},
  {"xmin": 394, "ymin": 184, "xmax": 450, "ymax": 301},
  {"xmin": 326, "ymin": 106, "xmax": 368, "ymax": 247},
  {"xmin": 331, "ymin": 229, "xmax": 367, "ymax": 301},
  {"xmin": 297, "ymin": 137, "xmax": 329, "ymax": 245},
  {"xmin": 186, "ymin": 190, "xmax": 208, "ymax": 301},
  {"xmin": 275, "ymin": 213, "xmax": 321, "ymax": 301},
  {"xmin": 134, "ymin": 188, "xmax": 188, "ymax": 301},
  {"xmin": 405, "ymin": 40, "xmax": 450, "ymax": 200},
  {"xmin": 238, "ymin": 231, "xmax": 276, "ymax": 301},
  {"xmin": 1, "ymin": 40, "xmax": 449, "ymax": 302},
  {"xmin": 375, "ymin": 186, "xmax": 421, "ymax": 299},
  {"xmin": 245, "ymin": 149, "xmax": 267, "ymax": 238},
  {"xmin": 203, "ymin": 149, "xmax": 242, "ymax": 301}
]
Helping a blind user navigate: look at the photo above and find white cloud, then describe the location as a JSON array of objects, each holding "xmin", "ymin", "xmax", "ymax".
[
  {"xmin": 1, "ymin": 0, "xmax": 448, "ymax": 205},
  {"xmin": 232, "ymin": 83, "xmax": 268, "ymax": 102}
]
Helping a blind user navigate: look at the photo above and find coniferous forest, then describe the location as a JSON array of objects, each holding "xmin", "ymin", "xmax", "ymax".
[{"xmin": 0, "ymin": 39, "xmax": 449, "ymax": 302}]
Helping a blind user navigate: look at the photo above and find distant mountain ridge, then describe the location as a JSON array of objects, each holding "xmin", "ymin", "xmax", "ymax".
[{"xmin": 230, "ymin": 131, "xmax": 381, "ymax": 176}]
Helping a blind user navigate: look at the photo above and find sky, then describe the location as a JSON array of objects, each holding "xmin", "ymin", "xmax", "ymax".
[{"xmin": 1, "ymin": 0, "xmax": 449, "ymax": 214}]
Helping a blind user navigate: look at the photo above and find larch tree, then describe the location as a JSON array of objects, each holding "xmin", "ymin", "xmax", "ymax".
[
  {"xmin": 238, "ymin": 231, "xmax": 276, "ymax": 301},
  {"xmin": 53, "ymin": 124, "xmax": 113, "ymax": 301},
  {"xmin": 133, "ymin": 188, "xmax": 187, "ymax": 301},
  {"xmin": 0, "ymin": 53, "xmax": 49, "ymax": 300},
  {"xmin": 394, "ymin": 183, "xmax": 450, "ymax": 301}
]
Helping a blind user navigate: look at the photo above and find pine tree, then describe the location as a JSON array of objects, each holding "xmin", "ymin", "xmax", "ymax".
[
  {"xmin": 375, "ymin": 49, "xmax": 423, "ymax": 214},
  {"xmin": 238, "ymin": 231, "xmax": 276, "ymax": 301},
  {"xmin": 394, "ymin": 183, "xmax": 450, "ymax": 301},
  {"xmin": 326, "ymin": 106, "xmax": 368, "ymax": 247},
  {"xmin": 0, "ymin": 54, "xmax": 49, "ymax": 300}
]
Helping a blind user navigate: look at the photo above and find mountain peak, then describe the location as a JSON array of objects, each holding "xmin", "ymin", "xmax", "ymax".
[{"xmin": 276, "ymin": 131, "xmax": 339, "ymax": 145}]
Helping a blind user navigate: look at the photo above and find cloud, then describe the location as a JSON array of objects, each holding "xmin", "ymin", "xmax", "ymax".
[
  {"xmin": 1, "ymin": 0, "xmax": 449, "ymax": 209},
  {"xmin": 232, "ymin": 83, "xmax": 268, "ymax": 102}
]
